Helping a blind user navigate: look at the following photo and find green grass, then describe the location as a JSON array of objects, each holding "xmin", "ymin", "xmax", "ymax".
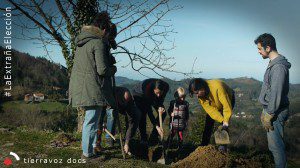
[
  {"xmin": 1, "ymin": 100, "xmax": 68, "ymax": 112},
  {"xmin": 1, "ymin": 127, "xmax": 298, "ymax": 168},
  {"xmin": 0, "ymin": 127, "xmax": 167, "ymax": 168},
  {"xmin": 0, "ymin": 100, "xmax": 77, "ymax": 132}
]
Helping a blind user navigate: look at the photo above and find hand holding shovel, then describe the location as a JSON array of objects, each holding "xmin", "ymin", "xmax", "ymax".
[
  {"xmin": 157, "ymin": 107, "xmax": 165, "ymax": 139},
  {"xmin": 157, "ymin": 107, "xmax": 166, "ymax": 164}
]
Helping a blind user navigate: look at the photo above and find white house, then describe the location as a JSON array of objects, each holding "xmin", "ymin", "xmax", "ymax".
[{"xmin": 33, "ymin": 93, "xmax": 45, "ymax": 102}]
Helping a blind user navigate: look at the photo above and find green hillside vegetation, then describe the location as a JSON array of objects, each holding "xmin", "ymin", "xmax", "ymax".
[
  {"xmin": 2, "ymin": 101, "xmax": 67, "ymax": 112},
  {"xmin": 0, "ymin": 46, "xmax": 68, "ymax": 101}
]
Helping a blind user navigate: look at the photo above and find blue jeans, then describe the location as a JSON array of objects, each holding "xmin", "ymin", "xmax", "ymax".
[
  {"xmin": 263, "ymin": 108, "xmax": 289, "ymax": 168},
  {"xmin": 82, "ymin": 106, "xmax": 104, "ymax": 157},
  {"xmin": 105, "ymin": 108, "xmax": 115, "ymax": 139}
]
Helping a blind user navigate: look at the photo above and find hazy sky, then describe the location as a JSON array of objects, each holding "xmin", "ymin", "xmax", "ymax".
[{"xmin": 1, "ymin": 0, "xmax": 300, "ymax": 83}]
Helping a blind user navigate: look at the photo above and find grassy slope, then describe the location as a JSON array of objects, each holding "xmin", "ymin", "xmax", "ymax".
[
  {"xmin": 2, "ymin": 101, "xmax": 67, "ymax": 112},
  {"xmin": 1, "ymin": 127, "xmax": 299, "ymax": 168},
  {"xmin": 0, "ymin": 127, "xmax": 167, "ymax": 168}
]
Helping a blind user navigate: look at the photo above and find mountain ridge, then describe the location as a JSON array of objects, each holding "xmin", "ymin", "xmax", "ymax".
[{"xmin": 1, "ymin": 46, "xmax": 299, "ymax": 100}]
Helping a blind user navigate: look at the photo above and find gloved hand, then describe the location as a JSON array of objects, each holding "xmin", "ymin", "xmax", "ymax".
[
  {"xmin": 261, "ymin": 112, "xmax": 274, "ymax": 132},
  {"xmin": 217, "ymin": 125, "xmax": 228, "ymax": 132},
  {"xmin": 221, "ymin": 122, "xmax": 229, "ymax": 131}
]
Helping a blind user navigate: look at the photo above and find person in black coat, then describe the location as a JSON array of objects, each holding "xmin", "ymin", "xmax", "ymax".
[
  {"xmin": 96, "ymin": 87, "xmax": 141, "ymax": 154},
  {"xmin": 132, "ymin": 79, "xmax": 169, "ymax": 145}
]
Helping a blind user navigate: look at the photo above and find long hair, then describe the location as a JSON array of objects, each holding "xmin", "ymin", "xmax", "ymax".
[
  {"xmin": 188, "ymin": 78, "xmax": 209, "ymax": 97},
  {"xmin": 154, "ymin": 80, "xmax": 164, "ymax": 90},
  {"xmin": 92, "ymin": 11, "xmax": 111, "ymax": 30}
]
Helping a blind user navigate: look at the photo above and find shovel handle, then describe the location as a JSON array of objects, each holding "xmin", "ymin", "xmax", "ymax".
[
  {"xmin": 170, "ymin": 116, "xmax": 174, "ymax": 130},
  {"xmin": 159, "ymin": 110, "xmax": 163, "ymax": 140},
  {"xmin": 112, "ymin": 76, "xmax": 126, "ymax": 159},
  {"xmin": 104, "ymin": 128, "xmax": 116, "ymax": 141}
]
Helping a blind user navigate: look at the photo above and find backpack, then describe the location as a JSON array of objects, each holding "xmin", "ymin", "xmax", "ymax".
[{"xmin": 171, "ymin": 101, "xmax": 188, "ymax": 131}]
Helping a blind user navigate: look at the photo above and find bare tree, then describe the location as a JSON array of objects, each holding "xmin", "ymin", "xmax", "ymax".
[
  {"xmin": 4, "ymin": 0, "xmax": 200, "ymax": 78},
  {"xmin": 3, "ymin": 0, "xmax": 200, "ymax": 132}
]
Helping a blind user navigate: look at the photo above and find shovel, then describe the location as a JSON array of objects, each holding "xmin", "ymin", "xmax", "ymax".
[
  {"xmin": 157, "ymin": 109, "xmax": 166, "ymax": 164},
  {"xmin": 112, "ymin": 76, "xmax": 126, "ymax": 159},
  {"xmin": 104, "ymin": 128, "xmax": 116, "ymax": 141},
  {"xmin": 166, "ymin": 116, "xmax": 174, "ymax": 150},
  {"xmin": 214, "ymin": 125, "xmax": 230, "ymax": 145}
]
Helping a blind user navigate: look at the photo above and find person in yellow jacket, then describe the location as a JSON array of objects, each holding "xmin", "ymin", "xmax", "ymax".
[{"xmin": 188, "ymin": 78, "xmax": 235, "ymax": 147}]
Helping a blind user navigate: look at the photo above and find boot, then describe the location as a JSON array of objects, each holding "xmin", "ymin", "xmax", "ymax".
[{"xmin": 94, "ymin": 130, "xmax": 102, "ymax": 154}]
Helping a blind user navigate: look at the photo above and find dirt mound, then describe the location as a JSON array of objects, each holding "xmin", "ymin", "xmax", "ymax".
[
  {"xmin": 171, "ymin": 145, "xmax": 263, "ymax": 168},
  {"xmin": 171, "ymin": 145, "xmax": 228, "ymax": 168},
  {"xmin": 50, "ymin": 132, "xmax": 77, "ymax": 148}
]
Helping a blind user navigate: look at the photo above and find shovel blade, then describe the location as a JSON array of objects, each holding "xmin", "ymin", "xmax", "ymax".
[
  {"xmin": 214, "ymin": 130, "xmax": 230, "ymax": 145},
  {"xmin": 157, "ymin": 158, "xmax": 165, "ymax": 164},
  {"xmin": 156, "ymin": 145, "xmax": 166, "ymax": 164}
]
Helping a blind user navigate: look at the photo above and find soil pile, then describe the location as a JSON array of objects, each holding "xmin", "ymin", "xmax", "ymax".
[
  {"xmin": 171, "ymin": 145, "xmax": 263, "ymax": 168},
  {"xmin": 171, "ymin": 145, "xmax": 228, "ymax": 168}
]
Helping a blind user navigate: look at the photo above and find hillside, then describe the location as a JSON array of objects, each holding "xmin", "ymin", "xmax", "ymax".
[
  {"xmin": 0, "ymin": 46, "xmax": 137, "ymax": 101},
  {"xmin": 115, "ymin": 76, "xmax": 139, "ymax": 86},
  {"xmin": 0, "ymin": 46, "xmax": 68, "ymax": 100}
]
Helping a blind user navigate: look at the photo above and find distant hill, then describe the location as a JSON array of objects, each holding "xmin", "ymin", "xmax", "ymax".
[
  {"xmin": 222, "ymin": 77, "xmax": 262, "ymax": 99},
  {"xmin": 1, "ymin": 46, "xmax": 299, "ymax": 101},
  {"xmin": 115, "ymin": 76, "xmax": 139, "ymax": 86},
  {"xmin": 0, "ymin": 46, "xmax": 69, "ymax": 100}
]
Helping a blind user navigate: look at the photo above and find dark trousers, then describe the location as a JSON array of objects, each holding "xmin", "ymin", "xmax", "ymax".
[
  {"xmin": 201, "ymin": 93, "xmax": 235, "ymax": 146},
  {"xmin": 99, "ymin": 104, "xmax": 141, "ymax": 143},
  {"xmin": 171, "ymin": 129, "xmax": 183, "ymax": 141},
  {"xmin": 200, "ymin": 114, "xmax": 215, "ymax": 146},
  {"xmin": 134, "ymin": 96, "xmax": 166, "ymax": 142}
]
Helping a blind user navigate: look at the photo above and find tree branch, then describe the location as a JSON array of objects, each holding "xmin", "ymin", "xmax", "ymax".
[
  {"xmin": 117, "ymin": 0, "xmax": 166, "ymax": 34},
  {"xmin": 6, "ymin": 0, "xmax": 54, "ymax": 36}
]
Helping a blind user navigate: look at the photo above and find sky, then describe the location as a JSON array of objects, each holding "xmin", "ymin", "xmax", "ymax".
[{"xmin": 1, "ymin": 0, "xmax": 300, "ymax": 83}]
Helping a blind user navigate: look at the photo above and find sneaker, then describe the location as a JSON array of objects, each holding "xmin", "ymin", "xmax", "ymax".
[
  {"xmin": 81, "ymin": 154, "xmax": 98, "ymax": 163},
  {"xmin": 218, "ymin": 145, "xmax": 227, "ymax": 153},
  {"xmin": 81, "ymin": 154, "xmax": 107, "ymax": 163}
]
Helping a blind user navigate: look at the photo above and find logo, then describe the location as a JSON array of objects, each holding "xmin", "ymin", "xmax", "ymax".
[{"xmin": 3, "ymin": 152, "xmax": 20, "ymax": 166}]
